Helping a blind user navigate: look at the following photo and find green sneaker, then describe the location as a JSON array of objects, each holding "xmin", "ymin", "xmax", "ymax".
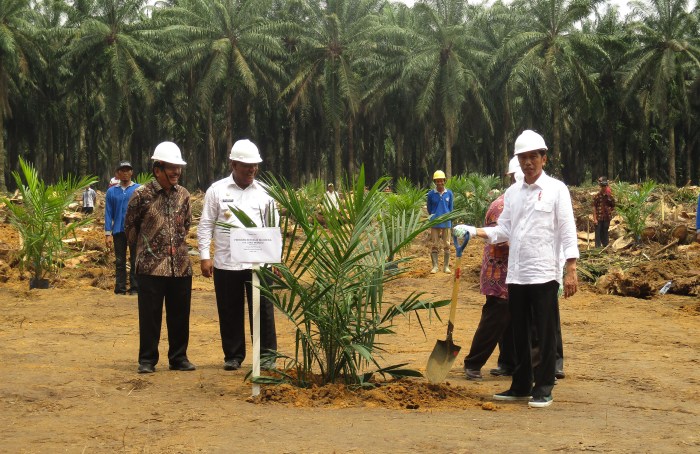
[
  {"xmin": 528, "ymin": 395, "xmax": 553, "ymax": 408},
  {"xmin": 493, "ymin": 389, "xmax": 531, "ymax": 401}
]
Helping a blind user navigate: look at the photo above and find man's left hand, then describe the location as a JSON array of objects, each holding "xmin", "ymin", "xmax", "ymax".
[{"xmin": 564, "ymin": 260, "xmax": 578, "ymax": 298}]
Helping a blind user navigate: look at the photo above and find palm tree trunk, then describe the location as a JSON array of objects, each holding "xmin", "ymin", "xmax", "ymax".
[
  {"xmin": 289, "ymin": 114, "xmax": 299, "ymax": 186},
  {"xmin": 207, "ymin": 110, "xmax": 215, "ymax": 185},
  {"xmin": 552, "ymin": 100, "xmax": 562, "ymax": 176},
  {"xmin": 395, "ymin": 132, "xmax": 404, "ymax": 181},
  {"xmin": 500, "ymin": 98, "xmax": 512, "ymax": 175},
  {"xmin": 0, "ymin": 112, "xmax": 6, "ymax": 192},
  {"xmin": 668, "ymin": 124, "xmax": 676, "ymax": 186},
  {"xmin": 226, "ymin": 94, "xmax": 234, "ymax": 153},
  {"xmin": 78, "ymin": 121, "xmax": 87, "ymax": 178},
  {"xmin": 347, "ymin": 117, "xmax": 355, "ymax": 178},
  {"xmin": 605, "ymin": 121, "xmax": 614, "ymax": 179},
  {"xmin": 333, "ymin": 121, "xmax": 342, "ymax": 188},
  {"xmin": 445, "ymin": 122, "xmax": 454, "ymax": 177}
]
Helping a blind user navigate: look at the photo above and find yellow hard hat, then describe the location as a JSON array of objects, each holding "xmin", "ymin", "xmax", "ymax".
[{"xmin": 433, "ymin": 170, "xmax": 446, "ymax": 180}]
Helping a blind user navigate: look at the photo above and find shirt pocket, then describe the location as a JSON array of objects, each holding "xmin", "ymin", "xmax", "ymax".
[{"xmin": 534, "ymin": 199, "xmax": 554, "ymax": 212}]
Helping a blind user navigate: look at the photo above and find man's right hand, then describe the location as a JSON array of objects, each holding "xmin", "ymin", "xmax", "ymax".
[
  {"xmin": 200, "ymin": 259, "xmax": 213, "ymax": 278},
  {"xmin": 105, "ymin": 235, "xmax": 113, "ymax": 250}
]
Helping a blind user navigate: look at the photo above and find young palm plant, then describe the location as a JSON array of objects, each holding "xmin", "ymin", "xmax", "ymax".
[
  {"xmin": 380, "ymin": 177, "xmax": 428, "ymax": 267},
  {"xmin": 611, "ymin": 180, "xmax": 658, "ymax": 243},
  {"xmin": 255, "ymin": 167, "xmax": 455, "ymax": 388},
  {"xmin": 2, "ymin": 157, "xmax": 97, "ymax": 288},
  {"xmin": 449, "ymin": 173, "xmax": 501, "ymax": 226}
]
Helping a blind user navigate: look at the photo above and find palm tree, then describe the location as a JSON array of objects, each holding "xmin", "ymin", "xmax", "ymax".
[
  {"xmin": 475, "ymin": 2, "xmax": 525, "ymax": 176},
  {"xmin": 496, "ymin": 0, "xmax": 606, "ymax": 178},
  {"xmin": 64, "ymin": 0, "xmax": 157, "ymax": 178},
  {"xmin": 280, "ymin": 0, "xmax": 385, "ymax": 187},
  {"xmin": 400, "ymin": 0, "xmax": 490, "ymax": 178},
  {"xmin": 156, "ymin": 0, "xmax": 287, "ymax": 183},
  {"xmin": 622, "ymin": 0, "xmax": 700, "ymax": 186},
  {"xmin": 0, "ymin": 0, "xmax": 44, "ymax": 192}
]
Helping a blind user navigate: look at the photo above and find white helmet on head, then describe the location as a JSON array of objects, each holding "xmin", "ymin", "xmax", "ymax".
[
  {"xmin": 506, "ymin": 156, "xmax": 525, "ymax": 182},
  {"xmin": 230, "ymin": 139, "xmax": 262, "ymax": 163},
  {"xmin": 514, "ymin": 130, "xmax": 547, "ymax": 155},
  {"xmin": 151, "ymin": 141, "xmax": 187, "ymax": 165}
]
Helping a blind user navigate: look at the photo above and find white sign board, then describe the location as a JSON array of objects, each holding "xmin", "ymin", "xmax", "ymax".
[{"xmin": 229, "ymin": 227, "xmax": 282, "ymax": 264}]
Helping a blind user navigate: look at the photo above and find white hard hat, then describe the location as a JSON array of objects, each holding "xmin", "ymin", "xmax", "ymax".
[
  {"xmin": 506, "ymin": 156, "xmax": 525, "ymax": 182},
  {"xmin": 151, "ymin": 141, "xmax": 187, "ymax": 165},
  {"xmin": 506, "ymin": 156, "xmax": 520, "ymax": 175},
  {"xmin": 229, "ymin": 139, "xmax": 262, "ymax": 163},
  {"xmin": 514, "ymin": 130, "xmax": 547, "ymax": 155}
]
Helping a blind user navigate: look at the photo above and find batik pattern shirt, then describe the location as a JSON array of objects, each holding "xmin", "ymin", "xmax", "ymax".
[
  {"xmin": 124, "ymin": 180, "xmax": 192, "ymax": 277},
  {"xmin": 480, "ymin": 194, "xmax": 509, "ymax": 299},
  {"xmin": 593, "ymin": 191, "xmax": 615, "ymax": 222}
]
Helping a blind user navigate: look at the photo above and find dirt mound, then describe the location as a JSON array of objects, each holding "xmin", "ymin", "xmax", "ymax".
[
  {"xmin": 248, "ymin": 379, "xmax": 496, "ymax": 411},
  {"xmin": 592, "ymin": 243, "xmax": 700, "ymax": 299}
]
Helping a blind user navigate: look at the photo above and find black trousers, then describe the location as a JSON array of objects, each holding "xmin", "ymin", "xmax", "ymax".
[
  {"xmin": 463, "ymin": 296, "xmax": 516, "ymax": 371},
  {"xmin": 508, "ymin": 281, "xmax": 559, "ymax": 398},
  {"xmin": 113, "ymin": 232, "xmax": 138, "ymax": 294},
  {"xmin": 531, "ymin": 300, "xmax": 565, "ymax": 373},
  {"xmin": 213, "ymin": 268, "xmax": 277, "ymax": 363},
  {"xmin": 137, "ymin": 275, "xmax": 192, "ymax": 367},
  {"xmin": 595, "ymin": 220, "xmax": 611, "ymax": 247}
]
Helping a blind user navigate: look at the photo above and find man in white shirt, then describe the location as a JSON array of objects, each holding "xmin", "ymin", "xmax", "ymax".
[
  {"xmin": 197, "ymin": 139, "xmax": 278, "ymax": 371},
  {"xmin": 82, "ymin": 185, "xmax": 97, "ymax": 214},
  {"xmin": 459, "ymin": 130, "xmax": 579, "ymax": 408},
  {"xmin": 324, "ymin": 183, "xmax": 340, "ymax": 210}
]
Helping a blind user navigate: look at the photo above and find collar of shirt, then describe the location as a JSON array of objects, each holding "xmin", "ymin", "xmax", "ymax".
[{"xmin": 151, "ymin": 179, "xmax": 181, "ymax": 194}]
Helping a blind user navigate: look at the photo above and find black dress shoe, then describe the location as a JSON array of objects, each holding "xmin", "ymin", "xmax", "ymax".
[
  {"xmin": 489, "ymin": 367, "xmax": 514, "ymax": 377},
  {"xmin": 169, "ymin": 360, "xmax": 196, "ymax": 371},
  {"xmin": 138, "ymin": 363, "xmax": 155, "ymax": 374},
  {"xmin": 555, "ymin": 369, "xmax": 565, "ymax": 379},
  {"xmin": 223, "ymin": 359, "xmax": 241, "ymax": 371}
]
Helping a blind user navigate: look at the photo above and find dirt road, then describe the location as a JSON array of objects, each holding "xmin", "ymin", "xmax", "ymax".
[{"xmin": 1, "ymin": 255, "xmax": 698, "ymax": 453}]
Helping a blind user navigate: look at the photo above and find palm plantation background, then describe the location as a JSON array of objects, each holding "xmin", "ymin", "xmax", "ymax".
[{"xmin": 1, "ymin": 0, "xmax": 699, "ymax": 192}]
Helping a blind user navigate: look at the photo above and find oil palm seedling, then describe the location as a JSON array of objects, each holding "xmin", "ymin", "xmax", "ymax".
[
  {"xmin": 612, "ymin": 180, "xmax": 658, "ymax": 243},
  {"xmin": 449, "ymin": 173, "xmax": 500, "ymax": 226},
  {"xmin": 2, "ymin": 157, "xmax": 97, "ymax": 288},
  {"xmin": 247, "ymin": 167, "xmax": 457, "ymax": 387}
]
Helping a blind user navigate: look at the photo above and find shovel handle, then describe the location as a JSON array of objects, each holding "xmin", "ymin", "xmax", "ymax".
[
  {"xmin": 446, "ymin": 255, "xmax": 462, "ymax": 336},
  {"xmin": 453, "ymin": 232, "xmax": 470, "ymax": 258}
]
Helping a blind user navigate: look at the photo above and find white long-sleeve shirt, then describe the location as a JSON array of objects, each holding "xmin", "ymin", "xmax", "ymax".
[
  {"xmin": 197, "ymin": 175, "xmax": 278, "ymax": 270},
  {"xmin": 482, "ymin": 171, "xmax": 579, "ymax": 285}
]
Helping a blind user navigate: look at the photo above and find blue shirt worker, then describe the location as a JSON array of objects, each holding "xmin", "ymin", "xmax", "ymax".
[
  {"xmin": 105, "ymin": 161, "xmax": 140, "ymax": 295},
  {"xmin": 426, "ymin": 170, "xmax": 454, "ymax": 273},
  {"xmin": 459, "ymin": 130, "xmax": 579, "ymax": 408}
]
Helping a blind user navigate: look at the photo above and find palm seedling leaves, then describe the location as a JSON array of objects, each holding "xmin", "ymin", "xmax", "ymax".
[
  {"xmin": 230, "ymin": 166, "xmax": 458, "ymax": 387},
  {"xmin": 2, "ymin": 158, "xmax": 97, "ymax": 286}
]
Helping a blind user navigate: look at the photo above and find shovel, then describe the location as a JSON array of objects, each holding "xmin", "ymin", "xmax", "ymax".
[{"xmin": 425, "ymin": 232, "xmax": 470, "ymax": 384}]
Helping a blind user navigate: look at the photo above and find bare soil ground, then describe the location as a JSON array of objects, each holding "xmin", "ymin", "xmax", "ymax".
[{"xmin": 1, "ymin": 197, "xmax": 699, "ymax": 453}]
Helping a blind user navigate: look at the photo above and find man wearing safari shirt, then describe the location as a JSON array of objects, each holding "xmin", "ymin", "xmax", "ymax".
[
  {"xmin": 458, "ymin": 130, "xmax": 579, "ymax": 408},
  {"xmin": 197, "ymin": 139, "xmax": 278, "ymax": 372},
  {"xmin": 125, "ymin": 141, "xmax": 195, "ymax": 374}
]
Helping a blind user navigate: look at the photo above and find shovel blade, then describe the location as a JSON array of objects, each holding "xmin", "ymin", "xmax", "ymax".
[{"xmin": 425, "ymin": 339, "xmax": 462, "ymax": 384}]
